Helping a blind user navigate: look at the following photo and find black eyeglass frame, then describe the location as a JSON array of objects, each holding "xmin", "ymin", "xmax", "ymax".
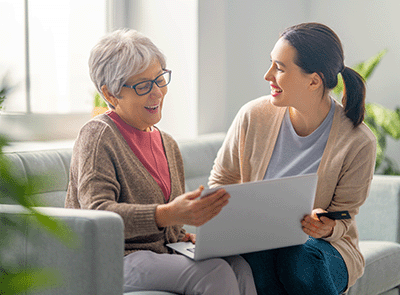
[{"xmin": 122, "ymin": 69, "xmax": 172, "ymax": 96}]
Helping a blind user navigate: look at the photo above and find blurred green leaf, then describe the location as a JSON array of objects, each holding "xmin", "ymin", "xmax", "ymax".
[
  {"xmin": 94, "ymin": 92, "xmax": 108, "ymax": 108},
  {"xmin": 332, "ymin": 73, "xmax": 344, "ymax": 97},
  {"xmin": 366, "ymin": 103, "xmax": 400, "ymax": 139},
  {"xmin": 1, "ymin": 268, "xmax": 61, "ymax": 294},
  {"xmin": 0, "ymin": 95, "xmax": 5, "ymax": 110},
  {"xmin": 28, "ymin": 208, "xmax": 80, "ymax": 249},
  {"xmin": 353, "ymin": 49, "xmax": 388, "ymax": 81},
  {"xmin": 332, "ymin": 49, "xmax": 388, "ymax": 97},
  {"xmin": 0, "ymin": 160, "xmax": 80, "ymax": 248},
  {"xmin": 0, "ymin": 136, "xmax": 8, "ymax": 152},
  {"xmin": 1, "ymin": 134, "xmax": 81, "ymax": 293},
  {"xmin": 0, "ymin": 70, "xmax": 18, "ymax": 110}
]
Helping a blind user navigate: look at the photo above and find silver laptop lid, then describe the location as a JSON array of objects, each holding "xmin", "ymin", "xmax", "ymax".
[{"xmin": 193, "ymin": 174, "xmax": 318, "ymax": 260}]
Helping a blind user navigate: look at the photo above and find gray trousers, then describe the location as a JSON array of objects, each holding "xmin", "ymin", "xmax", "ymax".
[{"xmin": 123, "ymin": 250, "xmax": 257, "ymax": 295}]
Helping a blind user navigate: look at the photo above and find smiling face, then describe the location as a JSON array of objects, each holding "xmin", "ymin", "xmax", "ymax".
[
  {"xmin": 103, "ymin": 60, "xmax": 167, "ymax": 131},
  {"xmin": 264, "ymin": 38, "xmax": 317, "ymax": 108}
]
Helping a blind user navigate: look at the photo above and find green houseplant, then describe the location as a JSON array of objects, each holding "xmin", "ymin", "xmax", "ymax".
[
  {"xmin": 0, "ymin": 135, "xmax": 78, "ymax": 294},
  {"xmin": 332, "ymin": 49, "xmax": 400, "ymax": 175}
]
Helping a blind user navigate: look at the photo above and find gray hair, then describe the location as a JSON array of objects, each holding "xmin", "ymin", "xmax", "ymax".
[{"xmin": 89, "ymin": 28, "xmax": 166, "ymax": 108}]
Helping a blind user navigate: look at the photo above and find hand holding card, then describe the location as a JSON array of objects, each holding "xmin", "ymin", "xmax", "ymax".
[{"xmin": 316, "ymin": 210, "xmax": 351, "ymax": 220}]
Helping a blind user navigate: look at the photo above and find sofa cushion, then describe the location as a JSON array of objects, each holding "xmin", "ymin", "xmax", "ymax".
[{"xmin": 347, "ymin": 241, "xmax": 400, "ymax": 295}]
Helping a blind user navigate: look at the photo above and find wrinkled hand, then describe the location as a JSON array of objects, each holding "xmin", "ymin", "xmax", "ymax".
[
  {"xmin": 301, "ymin": 208, "xmax": 336, "ymax": 239},
  {"xmin": 181, "ymin": 233, "xmax": 196, "ymax": 244},
  {"xmin": 155, "ymin": 186, "xmax": 230, "ymax": 228}
]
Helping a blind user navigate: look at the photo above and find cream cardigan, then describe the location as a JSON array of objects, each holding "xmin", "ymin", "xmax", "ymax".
[
  {"xmin": 209, "ymin": 95, "xmax": 376, "ymax": 288},
  {"xmin": 65, "ymin": 114, "xmax": 186, "ymax": 255}
]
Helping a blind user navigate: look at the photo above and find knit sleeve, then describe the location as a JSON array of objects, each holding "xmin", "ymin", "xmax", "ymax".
[
  {"xmin": 208, "ymin": 104, "xmax": 244, "ymax": 188},
  {"xmin": 67, "ymin": 120, "xmax": 164, "ymax": 240},
  {"xmin": 323, "ymin": 130, "xmax": 376, "ymax": 243}
]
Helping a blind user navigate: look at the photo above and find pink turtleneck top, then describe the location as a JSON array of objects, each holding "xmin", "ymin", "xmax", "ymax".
[{"xmin": 107, "ymin": 111, "xmax": 171, "ymax": 201}]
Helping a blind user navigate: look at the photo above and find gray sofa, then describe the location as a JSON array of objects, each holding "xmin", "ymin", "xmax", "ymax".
[{"xmin": 1, "ymin": 132, "xmax": 400, "ymax": 295}]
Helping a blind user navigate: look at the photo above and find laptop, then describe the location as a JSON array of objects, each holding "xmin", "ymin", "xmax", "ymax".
[{"xmin": 167, "ymin": 173, "xmax": 318, "ymax": 260}]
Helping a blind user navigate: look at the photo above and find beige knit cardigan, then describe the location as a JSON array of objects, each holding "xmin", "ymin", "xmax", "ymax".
[
  {"xmin": 209, "ymin": 95, "xmax": 377, "ymax": 288},
  {"xmin": 65, "ymin": 114, "xmax": 186, "ymax": 255}
]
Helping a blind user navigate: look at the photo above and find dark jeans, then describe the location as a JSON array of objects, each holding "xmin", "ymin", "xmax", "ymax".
[{"xmin": 242, "ymin": 237, "xmax": 348, "ymax": 295}]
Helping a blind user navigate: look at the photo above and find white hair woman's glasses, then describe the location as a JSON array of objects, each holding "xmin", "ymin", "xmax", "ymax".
[{"xmin": 123, "ymin": 69, "xmax": 171, "ymax": 96}]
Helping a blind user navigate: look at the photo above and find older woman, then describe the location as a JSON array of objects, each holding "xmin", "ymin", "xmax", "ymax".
[
  {"xmin": 209, "ymin": 23, "xmax": 377, "ymax": 295},
  {"xmin": 65, "ymin": 29, "xmax": 256, "ymax": 295}
]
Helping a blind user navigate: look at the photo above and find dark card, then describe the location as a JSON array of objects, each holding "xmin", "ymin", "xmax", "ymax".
[{"xmin": 317, "ymin": 210, "xmax": 351, "ymax": 220}]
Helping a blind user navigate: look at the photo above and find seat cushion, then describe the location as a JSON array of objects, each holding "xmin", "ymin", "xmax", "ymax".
[{"xmin": 347, "ymin": 241, "xmax": 400, "ymax": 295}]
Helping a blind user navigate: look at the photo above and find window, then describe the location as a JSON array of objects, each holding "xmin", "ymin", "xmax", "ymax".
[
  {"xmin": 0, "ymin": 0, "xmax": 202, "ymax": 141},
  {"xmin": 0, "ymin": 0, "xmax": 106, "ymax": 114}
]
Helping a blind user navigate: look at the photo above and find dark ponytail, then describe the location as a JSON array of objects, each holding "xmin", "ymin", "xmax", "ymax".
[
  {"xmin": 281, "ymin": 22, "xmax": 366, "ymax": 127},
  {"xmin": 340, "ymin": 67, "xmax": 366, "ymax": 127}
]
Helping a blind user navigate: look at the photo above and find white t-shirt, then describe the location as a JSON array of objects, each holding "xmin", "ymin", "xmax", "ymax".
[{"xmin": 264, "ymin": 98, "xmax": 335, "ymax": 180}]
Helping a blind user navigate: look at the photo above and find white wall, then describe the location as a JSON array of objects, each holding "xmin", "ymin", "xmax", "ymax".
[
  {"xmin": 308, "ymin": 0, "xmax": 400, "ymax": 110},
  {"xmin": 197, "ymin": 0, "xmax": 400, "ymax": 164},
  {"xmin": 197, "ymin": 0, "xmax": 227, "ymax": 135},
  {"xmin": 223, "ymin": 0, "xmax": 309, "ymax": 131},
  {"xmin": 128, "ymin": 0, "xmax": 199, "ymax": 140},
  {"xmin": 115, "ymin": 0, "xmax": 400, "ymax": 163},
  {"xmin": 198, "ymin": 0, "xmax": 309, "ymax": 133},
  {"xmin": 198, "ymin": 0, "xmax": 400, "ymax": 131}
]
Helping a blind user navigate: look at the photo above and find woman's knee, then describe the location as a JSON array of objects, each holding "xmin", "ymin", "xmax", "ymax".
[
  {"xmin": 276, "ymin": 245, "xmax": 324, "ymax": 283},
  {"xmin": 223, "ymin": 256, "xmax": 257, "ymax": 295},
  {"xmin": 194, "ymin": 258, "xmax": 241, "ymax": 295}
]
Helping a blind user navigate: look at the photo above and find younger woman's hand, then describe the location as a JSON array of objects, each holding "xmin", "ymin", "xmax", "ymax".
[{"xmin": 301, "ymin": 208, "xmax": 336, "ymax": 238}]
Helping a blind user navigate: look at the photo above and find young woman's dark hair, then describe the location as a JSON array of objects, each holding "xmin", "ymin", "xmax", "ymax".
[{"xmin": 280, "ymin": 22, "xmax": 366, "ymax": 127}]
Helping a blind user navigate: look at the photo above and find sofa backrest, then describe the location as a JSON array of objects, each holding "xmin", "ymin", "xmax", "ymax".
[
  {"xmin": 178, "ymin": 133, "xmax": 226, "ymax": 192},
  {"xmin": 2, "ymin": 133, "xmax": 400, "ymax": 244},
  {"xmin": 3, "ymin": 149, "xmax": 72, "ymax": 207},
  {"xmin": 357, "ymin": 175, "xmax": 400, "ymax": 243},
  {"xmin": 2, "ymin": 133, "xmax": 226, "ymax": 208}
]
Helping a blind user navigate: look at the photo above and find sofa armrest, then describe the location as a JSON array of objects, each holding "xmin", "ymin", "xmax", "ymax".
[{"xmin": 0, "ymin": 204, "xmax": 125, "ymax": 295}]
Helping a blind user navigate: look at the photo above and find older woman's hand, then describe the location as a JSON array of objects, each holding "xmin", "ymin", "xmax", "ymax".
[
  {"xmin": 155, "ymin": 186, "xmax": 230, "ymax": 228},
  {"xmin": 181, "ymin": 233, "xmax": 196, "ymax": 244},
  {"xmin": 301, "ymin": 208, "xmax": 336, "ymax": 239}
]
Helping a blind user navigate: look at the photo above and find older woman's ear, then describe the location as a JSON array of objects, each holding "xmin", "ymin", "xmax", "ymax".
[{"xmin": 101, "ymin": 85, "xmax": 117, "ymax": 108}]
